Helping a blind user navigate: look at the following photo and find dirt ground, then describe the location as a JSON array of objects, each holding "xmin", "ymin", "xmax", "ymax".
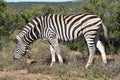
[
  {"xmin": 0, "ymin": 69, "xmax": 86, "ymax": 80},
  {"xmin": 0, "ymin": 69, "xmax": 55, "ymax": 80}
]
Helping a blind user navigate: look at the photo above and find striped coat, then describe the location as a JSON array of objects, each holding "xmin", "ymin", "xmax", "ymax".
[{"xmin": 13, "ymin": 13, "xmax": 108, "ymax": 68}]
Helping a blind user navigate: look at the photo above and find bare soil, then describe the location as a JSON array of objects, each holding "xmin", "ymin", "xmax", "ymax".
[
  {"xmin": 0, "ymin": 69, "xmax": 86, "ymax": 80},
  {"xmin": 0, "ymin": 69, "xmax": 55, "ymax": 80}
]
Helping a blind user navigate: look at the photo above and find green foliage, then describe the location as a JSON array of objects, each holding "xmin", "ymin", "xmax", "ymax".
[
  {"xmin": 68, "ymin": 38, "xmax": 87, "ymax": 52},
  {"xmin": 0, "ymin": 0, "xmax": 24, "ymax": 37},
  {"xmin": 106, "ymin": 2, "xmax": 120, "ymax": 53},
  {"xmin": 80, "ymin": 0, "xmax": 109, "ymax": 18},
  {"xmin": 0, "ymin": 0, "xmax": 6, "ymax": 12},
  {"xmin": 0, "ymin": 0, "xmax": 8, "ymax": 36},
  {"xmin": 54, "ymin": 5, "xmax": 68, "ymax": 15}
]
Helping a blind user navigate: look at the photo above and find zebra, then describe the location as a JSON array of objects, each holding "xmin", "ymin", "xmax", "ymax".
[{"xmin": 13, "ymin": 13, "xmax": 108, "ymax": 68}]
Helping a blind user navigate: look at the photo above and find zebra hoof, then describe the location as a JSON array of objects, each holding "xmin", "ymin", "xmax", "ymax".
[
  {"xmin": 85, "ymin": 63, "xmax": 92, "ymax": 69},
  {"xmin": 50, "ymin": 62, "xmax": 55, "ymax": 66},
  {"xmin": 103, "ymin": 60, "xmax": 107, "ymax": 65},
  {"xmin": 85, "ymin": 65, "xmax": 89, "ymax": 69}
]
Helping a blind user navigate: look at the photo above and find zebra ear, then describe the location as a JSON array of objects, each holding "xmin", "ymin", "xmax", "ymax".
[{"xmin": 16, "ymin": 36, "xmax": 21, "ymax": 41}]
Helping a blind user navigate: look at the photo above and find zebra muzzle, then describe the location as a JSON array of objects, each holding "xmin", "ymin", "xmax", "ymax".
[{"xmin": 13, "ymin": 53, "xmax": 22, "ymax": 60}]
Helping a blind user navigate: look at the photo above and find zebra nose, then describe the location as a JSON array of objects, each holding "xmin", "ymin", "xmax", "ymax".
[{"xmin": 13, "ymin": 53, "xmax": 22, "ymax": 60}]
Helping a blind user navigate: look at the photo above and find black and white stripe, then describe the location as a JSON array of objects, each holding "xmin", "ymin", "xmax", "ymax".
[{"xmin": 13, "ymin": 13, "xmax": 108, "ymax": 68}]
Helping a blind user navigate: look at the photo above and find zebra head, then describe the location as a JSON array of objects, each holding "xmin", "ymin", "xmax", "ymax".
[{"xmin": 13, "ymin": 35, "xmax": 28, "ymax": 59}]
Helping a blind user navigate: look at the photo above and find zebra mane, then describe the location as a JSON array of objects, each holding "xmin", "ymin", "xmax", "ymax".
[{"xmin": 16, "ymin": 16, "xmax": 43, "ymax": 45}]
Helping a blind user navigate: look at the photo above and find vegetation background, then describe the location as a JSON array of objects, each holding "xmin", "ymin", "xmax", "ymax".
[{"xmin": 0, "ymin": 0, "xmax": 120, "ymax": 80}]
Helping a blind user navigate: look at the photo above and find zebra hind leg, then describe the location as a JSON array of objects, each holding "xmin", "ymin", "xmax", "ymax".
[
  {"xmin": 86, "ymin": 44, "xmax": 96, "ymax": 68},
  {"xmin": 95, "ymin": 29, "xmax": 107, "ymax": 65},
  {"xmin": 96, "ymin": 40, "xmax": 107, "ymax": 64},
  {"xmin": 84, "ymin": 35, "xmax": 96, "ymax": 68}
]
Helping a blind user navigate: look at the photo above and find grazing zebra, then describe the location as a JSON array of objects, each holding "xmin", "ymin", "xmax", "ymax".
[{"xmin": 13, "ymin": 13, "xmax": 108, "ymax": 68}]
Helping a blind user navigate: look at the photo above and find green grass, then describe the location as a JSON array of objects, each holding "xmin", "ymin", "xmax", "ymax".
[{"xmin": 0, "ymin": 40, "xmax": 120, "ymax": 80}]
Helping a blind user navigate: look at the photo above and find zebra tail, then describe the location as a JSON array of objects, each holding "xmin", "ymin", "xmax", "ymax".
[{"xmin": 102, "ymin": 22, "xmax": 109, "ymax": 47}]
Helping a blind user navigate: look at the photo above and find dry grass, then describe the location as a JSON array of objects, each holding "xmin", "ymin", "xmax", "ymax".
[{"xmin": 0, "ymin": 40, "xmax": 120, "ymax": 80}]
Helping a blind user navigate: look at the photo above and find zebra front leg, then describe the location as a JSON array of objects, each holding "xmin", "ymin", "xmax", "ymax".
[
  {"xmin": 49, "ymin": 37, "xmax": 63, "ymax": 64},
  {"xmin": 86, "ymin": 45, "xmax": 96, "ymax": 68},
  {"xmin": 55, "ymin": 45, "xmax": 63, "ymax": 64},
  {"xmin": 50, "ymin": 45, "xmax": 56, "ymax": 66},
  {"xmin": 53, "ymin": 40, "xmax": 63, "ymax": 64}
]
